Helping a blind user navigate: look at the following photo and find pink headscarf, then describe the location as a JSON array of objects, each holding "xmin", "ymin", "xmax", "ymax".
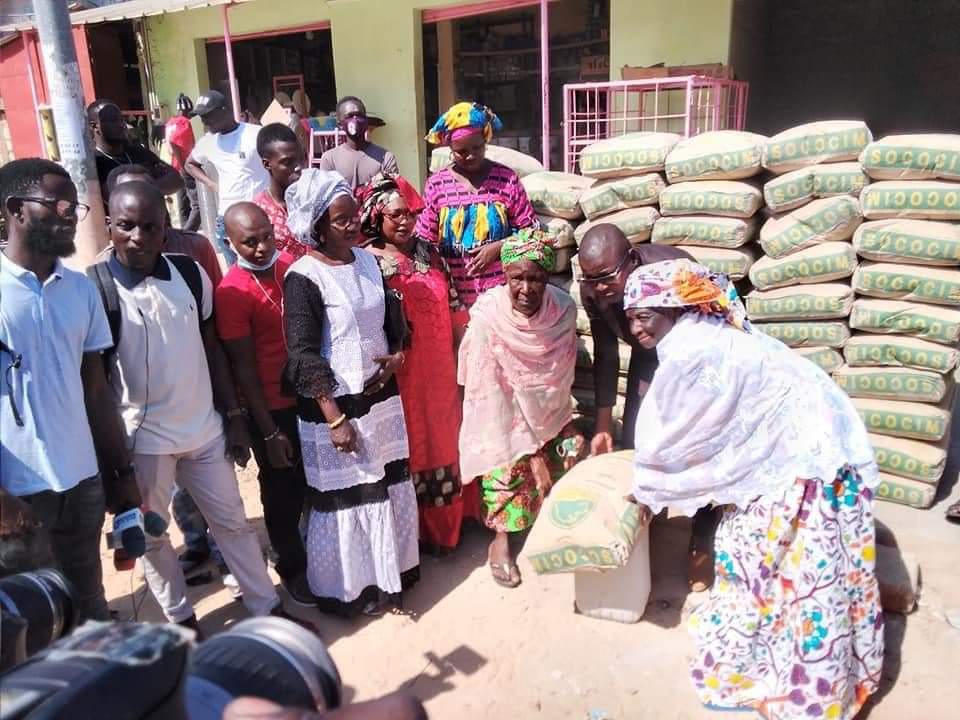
[{"xmin": 456, "ymin": 284, "xmax": 578, "ymax": 480}]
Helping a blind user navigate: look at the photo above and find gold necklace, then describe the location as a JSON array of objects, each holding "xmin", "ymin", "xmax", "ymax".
[{"xmin": 250, "ymin": 264, "xmax": 281, "ymax": 313}]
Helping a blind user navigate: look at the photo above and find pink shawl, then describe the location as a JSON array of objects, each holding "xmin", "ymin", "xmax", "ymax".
[{"xmin": 457, "ymin": 284, "xmax": 578, "ymax": 480}]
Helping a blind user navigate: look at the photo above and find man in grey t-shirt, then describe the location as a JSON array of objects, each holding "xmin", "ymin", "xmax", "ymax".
[{"xmin": 319, "ymin": 96, "xmax": 398, "ymax": 189}]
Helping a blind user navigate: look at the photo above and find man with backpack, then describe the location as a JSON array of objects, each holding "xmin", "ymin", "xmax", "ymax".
[{"xmin": 91, "ymin": 180, "xmax": 283, "ymax": 635}]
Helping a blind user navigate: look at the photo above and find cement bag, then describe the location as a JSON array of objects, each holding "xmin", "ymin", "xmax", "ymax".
[
  {"xmin": 659, "ymin": 181, "xmax": 763, "ymax": 219},
  {"xmin": 553, "ymin": 247, "xmax": 575, "ymax": 274},
  {"xmin": 754, "ymin": 321, "xmax": 850, "ymax": 348},
  {"xmin": 664, "ymin": 130, "xmax": 766, "ymax": 182},
  {"xmin": 746, "ymin": 283, "xmax": 854, "ymax": 321},
  {"xmin": 578, "ymin": 174, "xmax": 665, "ymax": 220},
  {"xmin": 852, "ymin": 262, "xmax": 960, "ymax": 306},
  {"xmin": 852, "ymin": 219, "xmax": 960, "ymax": 266},
  {"xmin": 759, "ymin": 195, "xmax": 862, "ymax": 259},
  {"xmin": 851, "ymin": 397, "xmax": 951, "ymax": 442},
  {"xmin": 522, "ymin": 172, "xmax": 594, "ymax": 220},
  {"xmin": 574, "ymin": 207, "xmax": 660, "ymax": 246},
  {"xmin": 860, "ymin": 180, "xmax": 960, "ymax": 220},
  {"xmin": 578, "ymin": 132, "xmax": 681, "ymax": 179},
  {"xmin": 571, "ymin": 388, "xmax": 625, "ymax": 421},
  {"xmin": 868, "ymin": 433, "xmax": 948, "ymax": 484},
  {"xmin": 576, "ymin": 335, "xmax": 632, "ymax": 373},
  {"xmin": 430, "ymin": 144, "xmax": 543, "ymax": 177},
  {"xmin": 833, "ymin": 365, "xmax": 949, "ymax": 403},
  {"xmin": 849, "ymin": 298, "xmax": 960, "ymax": 345},
  {"xmin": 875, "ymin": 473, "xmax": 937, "ymax": 509},
  {"xmin": 860, "ymin": 134, "xmax": 960, "ymax": 181},
  {"xmin": 794, "ymin": 346, "xmax": 844, "ymax": 373},
  {"xmin": 844, "ymin": 334, "xmax": 959, "ymax": 374},
  {"xmin": 576, "ymin": 308, "xmax": 592, "ymax": 335},
  {"xmin": 524, "ymin": 451, "xmax": 644, "ymax": 575},
  {"xmin": 538, "ymin": 215, "xmax": 577, "ymax": 248},
  {"xmin": 651, "ymin": 216, "xmax": 755, "ymax": 249},
  {"xmin": 763, "ymin": 120, "xmax": 872, "ymax": 174},
  {"xmin": 685, "ymin": 245, "xmax": 757, "ymax": 281},
  {"xmin": 763, "ymin": 162, "xmax": 869, "ymax": 213},
  {"xmin": 749, "ymin": 242, "xmax": 858, "ymax": 290}
]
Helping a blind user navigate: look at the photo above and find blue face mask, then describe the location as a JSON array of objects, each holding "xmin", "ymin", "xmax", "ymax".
[{"xmin": 236, "ymin": 249, "xmax": 281, "ymax": 272}]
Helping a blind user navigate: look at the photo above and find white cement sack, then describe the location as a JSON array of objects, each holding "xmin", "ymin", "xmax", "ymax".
[
  {"xmin": 763, "ymin": 162, "xmax": 869, "ymax": 213},
  {"xmin": 860, "ymin": 134, "xmax": 960, "ymax": 181},
  {"xmin": 578, "ymin": 174, "xmax": 665, "ymax": 220},
  {"xmin": 852, "ymin": 219, "xmax": 960, "ymax": 266},
  {"xmin": 763, "ymin": 120, "xmax": 872, "ymax": 174},
  {"xmin": 867, "ymin": 433, "xmax": 947, "ymax": 484},
  {"xmin": 685, "ymin": 245, "xmax": 757, "ymax": 281},
  {"xmin": 843, "ymin": 334, "xmax": 959, "ymax": 374},
  {"xmin": 651, "ymin": 216, "xmax": 755, "ymax": 249},
  {"xmin": 538, "ymin": 215, "xmax": 577, "ymax": 249},
  {"xmin": 834, "ymin": 365, "xmax": 949, "ymax": 403},
  {"xmin": 754, "ymin": 321, "xmax": 850, "ymax": 348},
  {"xmin": 578, "ymin": 132, "xmax": 681, "ymax": 179},
  {"xmin": 875, "ymin": 472, "xmax": 937, "ymax": 508},
  {"xmin": 860, "ymin": 180, "xmax": 960, "ymax": 220},
  {"xmin": 522, "ymin": 171, "xmax": 595, "ymax": 220},
  {"xmin": 759, "ymin": 195, "xmax": 862, "ymax": 258},
  {"xmin": 852, "ymin": 262, "xmax": 960, "ymax": 306},
  {"xmin": 746, "ymin": 283, "xmax": 854, "ymax": 321},
  {"xmin": 574, "ymin": 207, "xmax": 660, "ymax": 246},
  {"xmin": 576, "ymin": 336, "xmax": 632, "ymax": 374},
  {"xmin": 851, "ymin": 397, "xmax": 951, "ymax": 442},
  {"xmin": 659, "ymin": 180, "xmax": 763, "ymax": 219},
  {"xmin": 849, "ymin": 298, "xmax": 960, "ymax": 345},
  {"xmin": 664, "ymin": 130, "xmax": 766, "ymax": 182},
  {"xmin": 794, "ymin": 346, "xmax": 844, "ymax": 373},
  {"xmin": 430, "ymin": 144, "xmax": 543, "ymax": 177},
  {"xmin": 749, "ymin": 242, "xmax": 858, "ymax": 290}
]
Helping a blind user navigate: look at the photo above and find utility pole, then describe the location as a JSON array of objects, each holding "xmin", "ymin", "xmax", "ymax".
[{"xmin": 32, "ymin": 0, "xmax": 107, "ymax": 268}]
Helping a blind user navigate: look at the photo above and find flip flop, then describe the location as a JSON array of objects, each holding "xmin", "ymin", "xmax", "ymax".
[
  {"xmin": 489, "ymin": 561, "xmax": 521, "ymax": 589},
  {"xmin": 688, "ymin": 548, "xmax": 714, "ymax": 593},
  {"xmin": 946, "ymin": 500, "xmax": 960, "ymax": 523}
]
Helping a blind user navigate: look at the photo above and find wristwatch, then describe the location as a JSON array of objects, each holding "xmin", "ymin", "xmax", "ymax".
[{"xmin": 225, "ymin": 407, "xmax": 246, "ymax": 420}]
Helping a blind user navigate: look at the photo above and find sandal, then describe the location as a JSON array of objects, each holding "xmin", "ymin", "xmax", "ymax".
[
  {"xmin": 946, "ymin": 499, "xmax": 960, "ymax": 524},
  {"xmin": 687, "ymin": 547, "xmax": 714, "ymax": 593},
  {"xmin": 489, "ymin": 561, "xmax": 521, "ymax": 589}
]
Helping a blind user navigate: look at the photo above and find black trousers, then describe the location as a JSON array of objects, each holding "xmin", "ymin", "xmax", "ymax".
[
  {"xmin": 247, "ymin": 408, "xmax": 308, "ymax": 582},
  {"xmin": 621, "ymin": 352, "xmax": 721, "ymax": 549}
]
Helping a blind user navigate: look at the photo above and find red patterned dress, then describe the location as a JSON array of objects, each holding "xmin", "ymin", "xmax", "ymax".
[
  {"xmin": 253, "ymin": 189, "xmax": 306, "ymax": 260},
  {"xmin": 374, "ymin": 241, "xmax": 472, "ymax": 550}
]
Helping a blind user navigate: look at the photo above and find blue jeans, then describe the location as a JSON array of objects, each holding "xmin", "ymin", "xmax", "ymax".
[
  {"xmin": 171, "ymin": 484, "xmax": 224, "ymax": 569},
  {"xmin": 214, "ymin": 215, "xmax": 237, "ymax": 267}
]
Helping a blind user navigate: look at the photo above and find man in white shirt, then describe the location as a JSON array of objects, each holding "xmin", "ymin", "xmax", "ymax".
[
  {"xmin": 96, "ymin": 180, "xmax": 283, "ymax": 636},
  {"xmin": 185, "ymin": 90, "xmax": 269, "ymax": 266}
]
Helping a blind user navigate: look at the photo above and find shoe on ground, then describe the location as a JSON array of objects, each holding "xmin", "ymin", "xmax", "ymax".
[
  {"xmin": 177, "ymin": 613, "xmax": 205, "ymax": 642},
  {"xmin": 178, "ymin": 548, "xmax": 210, "ymax": 574},
  {"xmin": 283, "ymin": 574, "xmax": 318, "ymax": 607}
]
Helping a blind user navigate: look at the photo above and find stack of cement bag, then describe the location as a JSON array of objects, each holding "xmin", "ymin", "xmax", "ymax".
[
  {"xmin": 746, "ymin": 121, "xmax": 873, "ymax": 373},
  {"xmin": 521, "ymin": 170, "xmax": 595, "ymax": 275},
  {"xmin": 835, "ymin": 134, "xmax": 960, "ymax": 508},
  {"xmin": 654, "ymin": 130, "xmax": 768, "ymax": 283},
  {"xmin": 560, "ymin": 132, "xmax": 682, "ymax": 440}
]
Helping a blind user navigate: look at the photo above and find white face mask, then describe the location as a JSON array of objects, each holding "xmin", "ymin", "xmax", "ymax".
[{"xmin": 236, "ymin": 248, "xmax": 281, "ymax": 272}]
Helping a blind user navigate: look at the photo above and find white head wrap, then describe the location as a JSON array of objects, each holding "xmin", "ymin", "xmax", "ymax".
[{"xmin": 284, "ymin": 168, "xmax": 353, "ymax": 247}]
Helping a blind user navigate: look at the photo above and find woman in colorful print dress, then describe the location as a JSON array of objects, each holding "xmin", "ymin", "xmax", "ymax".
[
  {"xmin": 358, "ymin": 172, "xmax": 472, "ymax": 553},
  {"xmin": 623, "ymin": 259, "xmax": 884, "ymax": 719},
  {"xmin": 415, "ymin": 102, "xmax": 539, "ymax": 307},
  {"xmin": 457, "ymin": 230, "xmax": 585, "ymax": 587}
]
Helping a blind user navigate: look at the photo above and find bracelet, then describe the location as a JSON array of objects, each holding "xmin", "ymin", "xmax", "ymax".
[
  {"xmin": 264, "ymin": 427, "xmax": 282, "ymax": 442},
  {"xmin": 328, "ymin": 413, "xmax": 348, "ymax": 430},
  {"xmin": 226, "ymin": 407, "xmax": 246, "ymax": 420}
]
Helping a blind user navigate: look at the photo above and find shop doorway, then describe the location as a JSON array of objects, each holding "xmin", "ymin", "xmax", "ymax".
[
  {"xmin": 423, "ymin": 0, "xmax": 609, "ymax": 171},
  {"xmin": 206, "ymin": 25, "xmax": 337, "ymax": 123}
]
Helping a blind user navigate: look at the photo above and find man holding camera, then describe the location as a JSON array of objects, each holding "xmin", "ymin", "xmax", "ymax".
[{"xmin": 0, "ymin": 158, "xmax": 141, "ymax": 620}]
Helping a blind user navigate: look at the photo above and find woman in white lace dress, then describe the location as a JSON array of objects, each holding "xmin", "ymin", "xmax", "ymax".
[
  {"xmin": 623, "ymin": 259, "xmax": 884, "ymax": 720},
  {"xmin": 282, "ymin": 169, "xmax": 418, "ymax": 616}
]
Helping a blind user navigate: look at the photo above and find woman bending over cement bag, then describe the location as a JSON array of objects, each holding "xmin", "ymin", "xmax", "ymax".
[{"xmin": 623, "ymin": 259, "xmax": 883, "ymax": 719}]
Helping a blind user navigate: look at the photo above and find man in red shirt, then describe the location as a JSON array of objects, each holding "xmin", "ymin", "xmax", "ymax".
[
  {"xmin": 166, "ymin": 94, "xmax": 200, "ymax": 231},
  {"xmin": 253, "ymin": 124, "xmax": 305, "ymax": 259},
  {"xmin": 216, "ymin": 201, "xmax": 313, "ymax": 606}
]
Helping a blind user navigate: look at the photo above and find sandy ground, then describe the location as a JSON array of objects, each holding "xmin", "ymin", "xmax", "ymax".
[{"xmin": 101, "ymin": 426, "xmax": 960, "ymax": 719}]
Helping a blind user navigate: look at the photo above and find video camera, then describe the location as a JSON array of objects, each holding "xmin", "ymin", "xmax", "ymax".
[{"xmin": 0, "ymin": 570, "xmax": 342, "ymax": 720}]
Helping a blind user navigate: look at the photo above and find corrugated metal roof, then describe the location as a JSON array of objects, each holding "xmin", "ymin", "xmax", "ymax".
[{"xmin": 0, "ymin": 0, "xmax": 251, "ymax": 33}]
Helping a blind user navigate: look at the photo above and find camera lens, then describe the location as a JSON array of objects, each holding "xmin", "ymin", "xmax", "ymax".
[
  {"xmin": 184, "ymin": 616, "xmax": 342, "ymax": 720},
  {"xmin": 0, "ymin": 569, "xmax": 79, "ymax": 658}
]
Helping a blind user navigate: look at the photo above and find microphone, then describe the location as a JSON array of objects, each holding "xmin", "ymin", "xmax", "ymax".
[{"xmin": 106, "ymin": 507, "xmax": 169, "ymax": 570}]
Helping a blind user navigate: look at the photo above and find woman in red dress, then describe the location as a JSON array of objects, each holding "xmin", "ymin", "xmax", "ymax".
[{"xmin": 358, "ymin": 173, "xmax": 474, "ymax": 553}]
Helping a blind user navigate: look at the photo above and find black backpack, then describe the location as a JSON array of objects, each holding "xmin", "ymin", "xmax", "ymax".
[{"xmin": 87, "ymin": 253, "xmax": 204, "ymax": 372}]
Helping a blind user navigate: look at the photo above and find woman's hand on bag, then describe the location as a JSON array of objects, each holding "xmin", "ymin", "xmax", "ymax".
[
  {"xmin": 330, "ymin": 420, "xmax": 359, "ymax": 454},
  {"xmin": 465, "ymin": 241, "xmax": 503, "ymax": 277},
  {"xmin": 365, "ymin": 353, "xmax": 405, "ymax": 395},
  {"xmin": 531, "ymin": 454, "xmax": 553, "ymax": 497}
]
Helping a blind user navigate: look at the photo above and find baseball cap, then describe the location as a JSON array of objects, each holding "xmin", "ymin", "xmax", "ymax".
[{"xmin": 191, "ymin": 90, "xmax": 227, "ymax": 118}]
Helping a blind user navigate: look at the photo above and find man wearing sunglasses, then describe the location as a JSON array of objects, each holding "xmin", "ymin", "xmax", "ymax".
[
  {"xmin": 0, "ymin": 158, "xmax": 141, "ymax": 619},
  {"xmin": 578, "ymin": 224, "xmax": 719, "ymax": 592}
]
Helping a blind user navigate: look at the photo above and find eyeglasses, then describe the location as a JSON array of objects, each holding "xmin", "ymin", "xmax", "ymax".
[
  {"xmin": 15, "ymin": 197, "xmax": 90, "ymax": 221},
  {"xmin": 383, "ymin": 208, "xmax": 417, "ymax": 223},
  {"xmin": 328, "ymin": 215, "xmax": 360, "ymax": 230},
  {"xmin": 580, "ymin": 251, "xmax": 633, "ymax": 286}
]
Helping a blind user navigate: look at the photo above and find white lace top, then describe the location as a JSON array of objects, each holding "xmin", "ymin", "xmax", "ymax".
[{"xmin": 632, "ymin": 313, "xmax": 878, "ymax": 515}]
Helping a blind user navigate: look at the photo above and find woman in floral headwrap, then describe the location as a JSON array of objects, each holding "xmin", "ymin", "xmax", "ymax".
[
  {"xmin": 623, "ymin": 259, "xmax": 884, "ymax": 719},
  {"xmin": 458, "ymin": 229, "xmax": 584, "ymax": 587},
  {"xmin": 416, "ymin": 102, "xmax": 539, "ymax": 307},
  {"xmin": 358, "ymin": 172, "xmax": 472, "ymax": 553}
]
